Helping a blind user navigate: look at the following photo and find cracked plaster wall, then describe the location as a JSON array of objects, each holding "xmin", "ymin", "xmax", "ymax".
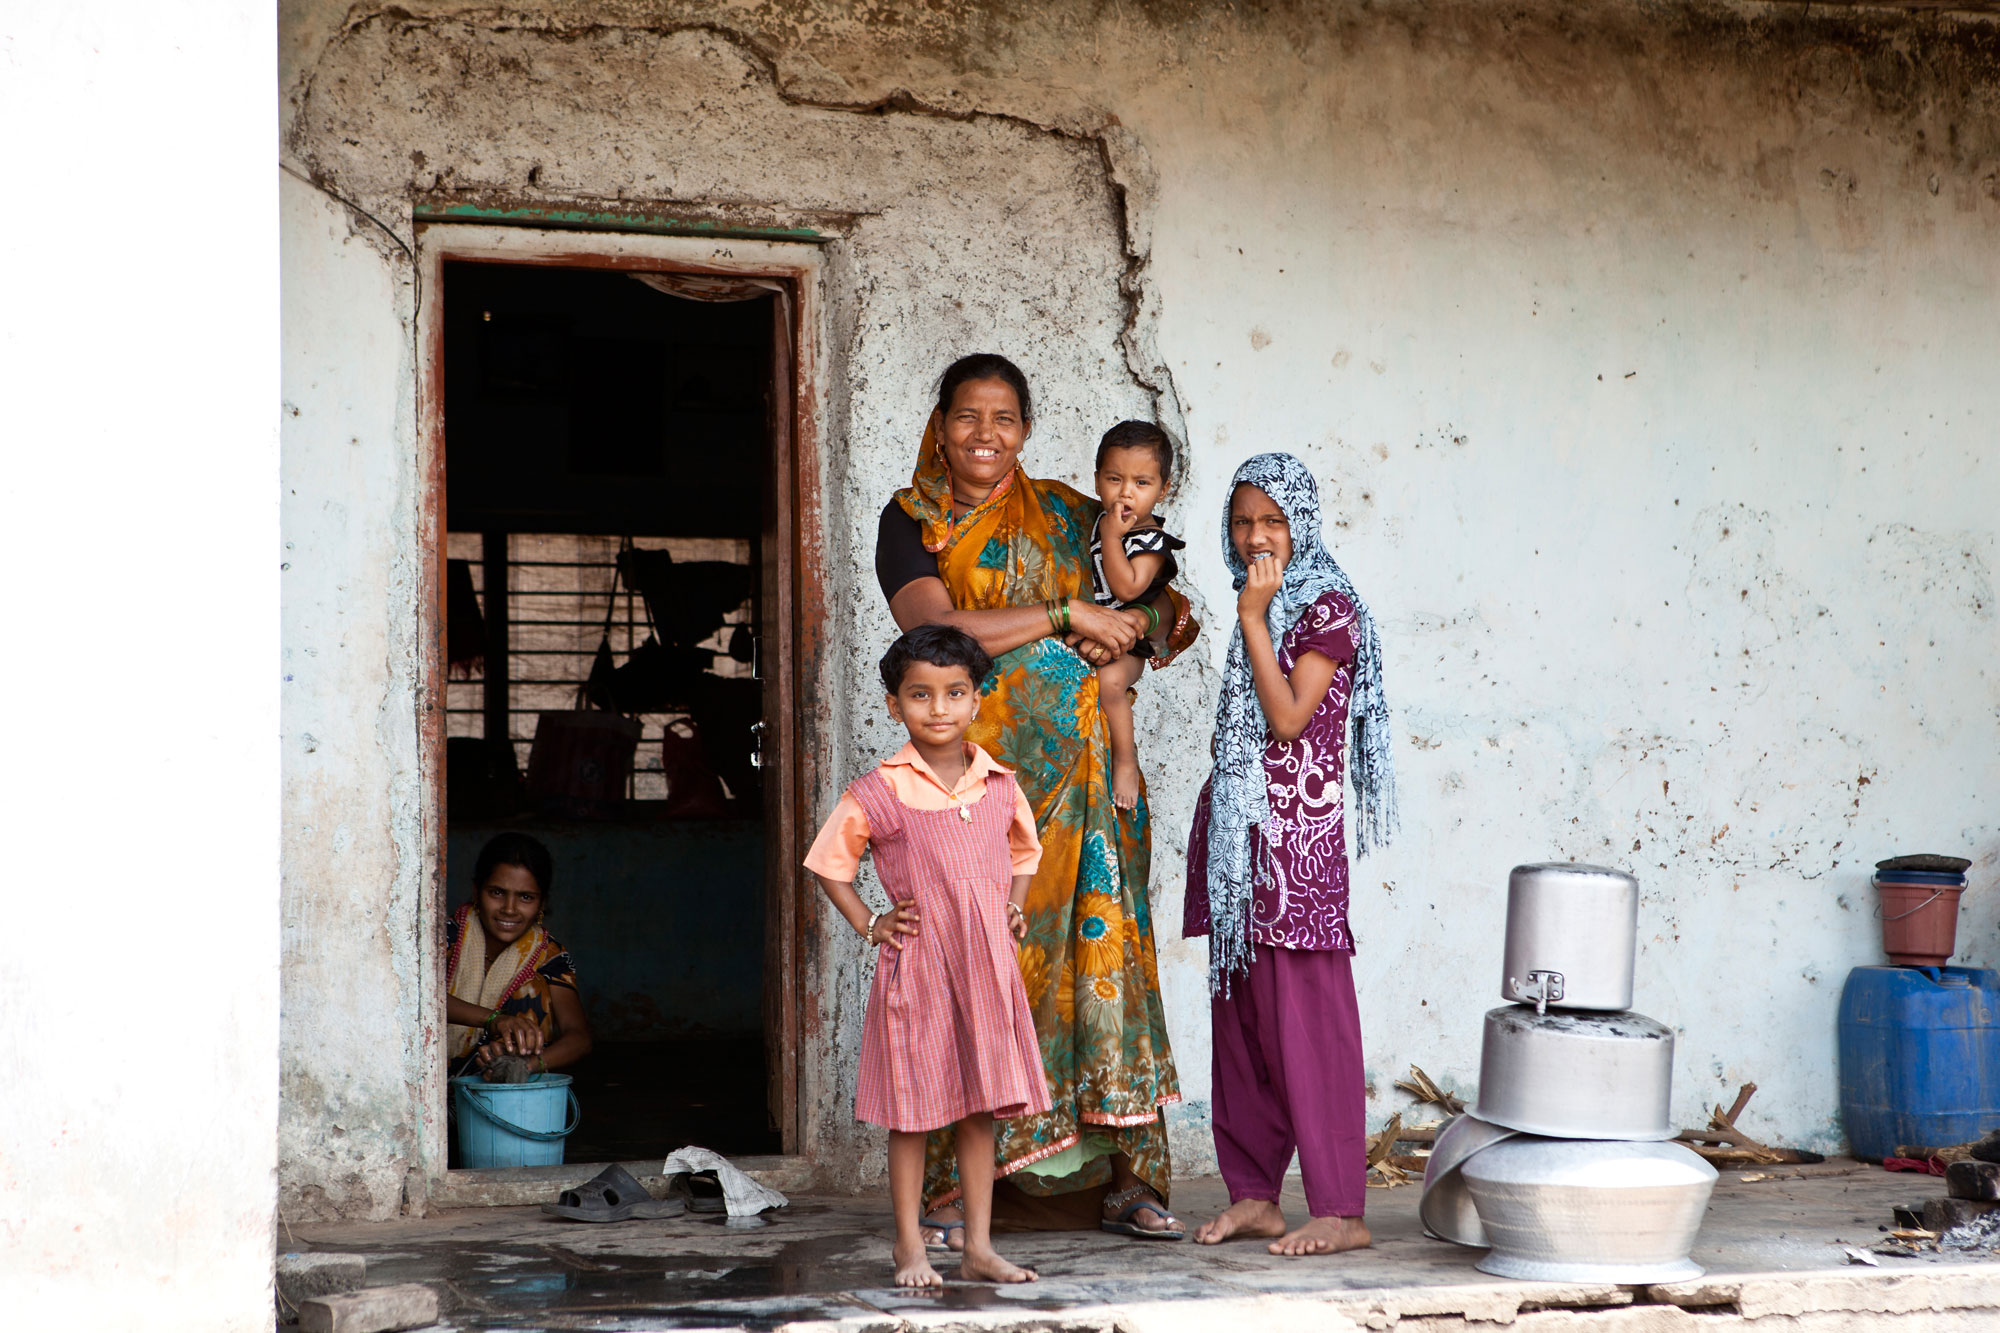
[{"xmin": 281, "ymin": 0, "xmax": 2000, "ymax": 1216}]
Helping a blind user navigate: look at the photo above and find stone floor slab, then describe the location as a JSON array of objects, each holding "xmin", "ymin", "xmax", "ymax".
[{"xmin": 282, "ymin": 1160, "xmax": 2000, "ymax": 1330}]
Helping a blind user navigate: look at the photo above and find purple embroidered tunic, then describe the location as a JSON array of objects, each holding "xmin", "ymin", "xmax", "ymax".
[{"xmin": 1184, "ymin": 589, "xmax": 1360, "ymax": 954}]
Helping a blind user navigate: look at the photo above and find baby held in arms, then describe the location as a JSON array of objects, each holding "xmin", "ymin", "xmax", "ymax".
[{"xmin": 1086, "ymin": 421, "xmax": 1187, "ymax": 810}]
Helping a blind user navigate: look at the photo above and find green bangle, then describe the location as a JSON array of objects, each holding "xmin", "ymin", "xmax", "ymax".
[
  {"xmin": 484, "ymin": 1009, "xmax": 502, "ymax": 1029},
  {"xmin": 1059, "ymin": 599, "xmax": 1072, "ymax": 633},
  {"xmin": 1045, "ymin": 600, "xmax": 1061, "ymax": 636},
  {"xmin": 1138, "ymin": 602, "xmax": 1162, "ymax": 636}
]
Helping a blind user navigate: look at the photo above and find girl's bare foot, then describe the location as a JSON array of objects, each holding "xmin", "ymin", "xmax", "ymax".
[
  {"xmin": 920, "ymin": 1203, "xmax": 966, "ymax": 1252},
  {"xmin": 893, "ymin": 1237, "xmax": 943, "ymax": 1288},
  {"xmin": 1269, "ymin": 1215, "xmax": 1371, "ymax": 1257},
  {"xmin": 958, "ymin": 1242, "xmax": 1037, "ymax": 1284},
  {"xmin": 1111, "ymin": 755, "xmax": 1144, "ymax": 810},
  {"xmin": 1192, "ymin": 1197, "xmax": 1287, "ymax": 1245}
]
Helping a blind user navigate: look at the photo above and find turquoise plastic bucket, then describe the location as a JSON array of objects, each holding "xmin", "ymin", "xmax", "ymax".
[{"xmin": 450, "ymin": 1073, "xmax": 580, "ymax": 1168}]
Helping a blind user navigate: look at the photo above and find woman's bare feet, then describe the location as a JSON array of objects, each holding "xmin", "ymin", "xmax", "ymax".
[
  {"xmin": 958, "ymin": 1242, "xmax": 1037, "ymax": 1284},
  {"xmin": 1191, "ymin": 1197, "xmax": 1288, "ymax": 1245},
  {"xmin": 1269, "ymin": 1215, "xmax": 1371, "ymax": 1257},
  {"xmin": 1111, "ymin": 754, "xmax": 1144, "ymax": 810},
  {"xmin": 919, "ymin": 1203, "xmax": 966, "ymax": 1252},
  {"xmin": 894, "ymin": 1237, "xmax": 943, "ymax": 1288}
]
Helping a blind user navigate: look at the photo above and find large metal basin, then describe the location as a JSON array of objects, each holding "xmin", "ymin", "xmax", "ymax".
[
  {"xmin": 1501, "ymin": 862, "xmax": 1638, "ymax": 1011},
  {"xmin": 1419, "ymin": 1114, "xmax": 1520, "ymax": 1247},
  {"xmin": 1471, "ymin": 1007, "xmax": 1675, "ymax": 1141},
  {"xmin": 1462, "ymin": 1137, "xmax": 1717, "ymax": 1282}
]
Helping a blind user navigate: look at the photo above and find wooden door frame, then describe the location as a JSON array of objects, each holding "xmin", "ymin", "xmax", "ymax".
[{"xmin": 411, "ymin": 223, "xmax": 827, "ymax": 1190}]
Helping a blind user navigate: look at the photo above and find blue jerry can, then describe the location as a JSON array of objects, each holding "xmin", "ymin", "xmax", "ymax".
[{"xmin": 1837, "ymin": 965, "xmax": 2000, "ymax": 1160}]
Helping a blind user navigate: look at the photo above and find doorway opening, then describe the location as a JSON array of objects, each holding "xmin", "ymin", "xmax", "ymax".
[{"xmin": 438, "ymin": 257, "xmax": 795, "ymax": 1165}]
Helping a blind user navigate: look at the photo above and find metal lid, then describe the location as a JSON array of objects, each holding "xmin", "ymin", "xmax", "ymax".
[
  {"xmin": 1484, "ymin": 1006, "xmax": 1673, "ymax": 1042},
  {"xmin": 1512, "ymin": 861, "xmax": 1637, "ymax": 883}
]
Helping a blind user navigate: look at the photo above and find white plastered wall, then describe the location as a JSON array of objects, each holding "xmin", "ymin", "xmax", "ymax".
[
  {"xmin": 2, "ymin": 1, "xmax": 280, "ymax": 1325},
  {"xmin": 277, "ymin": 0, "xmax": 2000, "ymax": 1213}
]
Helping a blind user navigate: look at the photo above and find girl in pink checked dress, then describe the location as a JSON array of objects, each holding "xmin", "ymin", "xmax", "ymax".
[{"xmin": 805, "ymin": 624, "xmax": 1049, "ymax": 1290}]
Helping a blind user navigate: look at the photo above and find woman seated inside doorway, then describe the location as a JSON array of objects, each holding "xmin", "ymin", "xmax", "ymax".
[{"xmin": 445, "ymin": 832, "xmax": 594, "ymax": 1077}]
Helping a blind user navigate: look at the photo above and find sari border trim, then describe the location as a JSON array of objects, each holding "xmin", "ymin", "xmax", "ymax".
[
  {"xmin": 1078, "ymin": 1093, "xmax": 1183, "ymax": 1128},
  {"xmin": 925, "ymin": 1131, "xmax": 1083, "ymax": 1210}
]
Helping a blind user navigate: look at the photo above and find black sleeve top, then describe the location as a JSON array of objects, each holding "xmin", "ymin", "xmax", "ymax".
[{"xmin": 875, "ymin": 498, "xmax": 940, "ymax": 604}]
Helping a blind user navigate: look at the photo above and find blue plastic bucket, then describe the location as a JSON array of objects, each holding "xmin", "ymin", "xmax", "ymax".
[{"xmin": 450, "ymin": 1073, "xmax": 580, "ymax": 1168}]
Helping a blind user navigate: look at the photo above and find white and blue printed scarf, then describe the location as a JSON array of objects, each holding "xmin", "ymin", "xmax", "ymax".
[{"xmin": 1206, "ymin": 452, "xmax": 1397, "ymax": 993}]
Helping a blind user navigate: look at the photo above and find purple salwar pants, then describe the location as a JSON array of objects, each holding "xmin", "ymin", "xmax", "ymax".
[{"xmin": 1211, "ymin": 944, "xmax": 1367, "ymax": 1218}]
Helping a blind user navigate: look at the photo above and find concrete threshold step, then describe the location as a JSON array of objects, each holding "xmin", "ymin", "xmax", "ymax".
[
  {"xmin": 769, "ymin": 1264, "xmax": 2000, "ymax": 1333},
  {"xmin": 428, "ymin": 1155, "xmax": 808, "ymax": 1209}
]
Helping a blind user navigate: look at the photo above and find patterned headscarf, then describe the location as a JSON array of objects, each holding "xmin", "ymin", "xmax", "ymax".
[{"xmin": 1206, "ymin": 452, "xmax": 1397, "ymax": 992}]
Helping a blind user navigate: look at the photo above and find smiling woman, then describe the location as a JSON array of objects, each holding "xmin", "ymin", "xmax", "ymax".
[{"xmin": 444, "ymin": 832, "xmax": 595, "ymax": 1079}]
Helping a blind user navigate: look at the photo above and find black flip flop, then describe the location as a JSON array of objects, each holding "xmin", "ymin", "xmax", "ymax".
[
  {"xmin": 667, "ymin": 1168, "xmax": 728, "ymax": 1214},
  {"xmin": 541, "ymin": 1165, "xmax": 686, "ymax": 1223},
  {"xmin": 920, "ymin": 1214, "xmax": 965, "ymax": 1253},
  {"xmin": 1099, "ymin": 1184, "xmax": 1185, "ymax": 1240}
]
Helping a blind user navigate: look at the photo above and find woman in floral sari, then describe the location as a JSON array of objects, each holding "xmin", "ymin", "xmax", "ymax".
[{"xmin": 875, "ymin": 354, "xmax": 1198, "ymax": 1240}]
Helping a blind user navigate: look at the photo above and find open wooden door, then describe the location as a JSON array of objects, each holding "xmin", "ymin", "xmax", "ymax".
[{"xmin": 759, "ymin": 284, "xmax": 800, "ymax": 1150}]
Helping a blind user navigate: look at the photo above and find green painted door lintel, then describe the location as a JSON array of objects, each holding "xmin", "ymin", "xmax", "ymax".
[{"xmin": 415, "ymin": 203, "xmax": 829, "ymax": 244}]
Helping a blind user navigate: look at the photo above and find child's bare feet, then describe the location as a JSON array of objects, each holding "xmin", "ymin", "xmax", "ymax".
[
  {"xmin": 958, "ymin": 1242, "xmax": 1037, "ymax": 1284},
  {"xmin": 1111, "ymin": 754, "xmax": 1144, "ymax": 810},
  {"xmin": 1269, "ymin": 1215, "xmax": 1371, "ymax": 1257},
  {"xmin": 1191, "ymin": 1197, "xmax": 1287, "ymax": 1245},
  {"xmin": 894, "ymin": 1237, "xmax": 943, "ymax": 1288}
]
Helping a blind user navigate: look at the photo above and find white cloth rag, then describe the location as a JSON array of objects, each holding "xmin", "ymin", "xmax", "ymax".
[{"xmin": 661, "ymin": 1146, "xmax": 789, "ymax": 1218}]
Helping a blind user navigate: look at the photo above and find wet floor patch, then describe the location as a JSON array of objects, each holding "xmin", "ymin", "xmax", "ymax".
[{"xmin": 349, "ymin": 1228, "xmax": 906, "ymax": 1329}]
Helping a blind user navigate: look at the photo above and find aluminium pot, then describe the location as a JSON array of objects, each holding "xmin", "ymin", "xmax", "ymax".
[
  {"xmin": 1419, "ymin": 1113, "xmax": 1521, "ymax": 1247},
  {"xmin": 1462, "ymin": 1136, "xmax": 1717, "ymax": 1283},
  {"xmin": 1501, "ymin": 862, "xmax": 1638, "ymax": 1012},
  {"xmin": 1470, "ymin": 1006, "xmax": 1676, "ymax": 1141}
]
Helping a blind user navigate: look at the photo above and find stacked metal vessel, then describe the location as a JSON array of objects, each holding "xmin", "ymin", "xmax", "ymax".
[{"xmin": 1419, "ymin": 863, "xmax": 1718, "ymax": 1282}]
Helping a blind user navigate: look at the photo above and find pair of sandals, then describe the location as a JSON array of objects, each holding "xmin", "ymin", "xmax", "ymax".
[
  {"xmin": 541, "ymin": 1164, "xmax": 727, "ymax": 1223},
  {"xmin": 919, "ymin": 1184, "xmax": 1183, "ymax": 1250}
]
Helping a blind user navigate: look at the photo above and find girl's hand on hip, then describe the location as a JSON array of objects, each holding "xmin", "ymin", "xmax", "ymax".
[
  {"xmin": 1006, "ymin": 900, "xmax": 1028, "ymax": 940},
  {"xmin": 875, "ymin": 902, "xmax": 921, "ymax": 949},
  {"xmin": 1238, "ymin": 551, "xmax": 1282, "ymax": 620}
]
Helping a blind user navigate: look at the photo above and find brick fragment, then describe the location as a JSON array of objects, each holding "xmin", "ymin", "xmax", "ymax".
[
  {"xmin": 296, "ymin": 1283, "xmax": 439, "ymax": 1333},
  {"xmin": 1947, "ymin": 1159, "xmax": 2000, "ymax": 1202},
  {"xmin": 1925, "ymin": 1195, "xmax": 2000, "ymax": 1233},
  {"xmin": 277, "ymin": 1252, "xmax": 367, "ymax": 1312}
]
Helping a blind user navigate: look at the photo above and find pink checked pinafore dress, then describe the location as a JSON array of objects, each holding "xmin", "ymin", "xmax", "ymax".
[{"xmin": 848, "ymin": 768, "xmax": 1051, "ymax": 1132}]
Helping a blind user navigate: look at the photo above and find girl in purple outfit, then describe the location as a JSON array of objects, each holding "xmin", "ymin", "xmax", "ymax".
[{"xmin": 1185, "ymin": 452, "xmax": 1398, "ymax": 1257}]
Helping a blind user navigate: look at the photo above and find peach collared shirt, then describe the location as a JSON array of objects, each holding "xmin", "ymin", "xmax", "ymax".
[{"xmin": 803, "ymin": 741, "xmax": 1043, "ymax": 883}]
